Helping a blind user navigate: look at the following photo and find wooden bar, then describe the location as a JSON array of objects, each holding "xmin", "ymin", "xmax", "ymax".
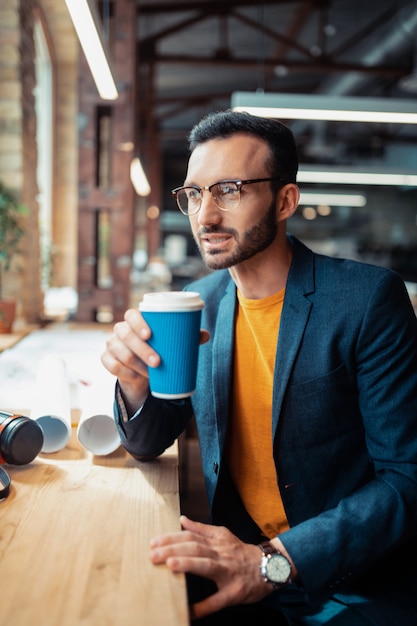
[
  {"xmin": 0, "ymin": 329, "xmax": 33, "ymax": 353},
  {"xmin": 0, "ymin": 429, "xmax": 189, "ymax": 626}
]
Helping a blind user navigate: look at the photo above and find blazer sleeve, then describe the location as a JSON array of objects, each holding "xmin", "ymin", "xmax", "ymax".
[{"xmin": 113, "ymin": 387, "xmax": 193, "ymax": 460}]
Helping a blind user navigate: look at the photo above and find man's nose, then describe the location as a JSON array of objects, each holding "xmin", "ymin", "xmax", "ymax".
[{"xmin": 197, "ymin": 189, "xmax": 221, "ymax": 225}]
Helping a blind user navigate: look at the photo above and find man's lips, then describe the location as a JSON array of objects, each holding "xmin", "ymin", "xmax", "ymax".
[{"xmin": 199, "ymin": 233, "xmax": 232, "ymax": 251}]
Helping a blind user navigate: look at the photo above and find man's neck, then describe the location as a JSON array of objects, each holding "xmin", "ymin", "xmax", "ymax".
[{"xmin": 228, "ymin": 238, "xmax": 293, "ymax": 300}]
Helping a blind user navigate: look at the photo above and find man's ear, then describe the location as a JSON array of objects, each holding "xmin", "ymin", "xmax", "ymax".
[{"xmin": 276, "ymin": 184, "xmax": 300, "ymax": 222}]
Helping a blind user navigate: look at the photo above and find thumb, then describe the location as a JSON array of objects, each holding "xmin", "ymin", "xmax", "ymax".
[{"xmin": 180, "ymin": 515, "xmax": 214, "ymax": 537}]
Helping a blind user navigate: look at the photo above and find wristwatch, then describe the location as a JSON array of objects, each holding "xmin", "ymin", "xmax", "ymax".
[{"xmin": 259, "ymin": 540, "xmax": 292, "ymax": 589}]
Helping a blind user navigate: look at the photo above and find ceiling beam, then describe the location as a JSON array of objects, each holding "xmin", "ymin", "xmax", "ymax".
[
  {"xmin": 141, "ymin": 53, "xmax": 406, "ymax": 78},
  {"xmin": 137, "ymin": 0, "xmax": 320, "ymax": 15}
]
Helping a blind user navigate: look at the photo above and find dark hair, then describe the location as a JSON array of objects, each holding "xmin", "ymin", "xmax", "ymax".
[{"xmin": 188, "ymin": 109, "xmax": 298, "ymax": 184}]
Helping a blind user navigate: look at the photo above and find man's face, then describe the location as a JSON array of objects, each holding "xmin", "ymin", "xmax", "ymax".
[{"xmin": 185, "ymin": 134, "xmax": 279, "ymax": 271}]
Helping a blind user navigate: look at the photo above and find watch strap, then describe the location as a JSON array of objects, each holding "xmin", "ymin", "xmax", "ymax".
[{"xmin": 258, "ymin": 540, "xmax": 279, "ymax": 556}]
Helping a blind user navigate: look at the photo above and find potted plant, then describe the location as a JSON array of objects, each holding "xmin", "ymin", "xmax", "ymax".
[{"xmin": 0, "ymin": 181, "xmax": 26, "ymax": 333}]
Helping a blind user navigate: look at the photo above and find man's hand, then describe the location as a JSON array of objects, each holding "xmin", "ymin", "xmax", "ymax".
[
  {"xmin": 101, "ymin": 309, "xmax": 210, "ymax": 415},
  {"xmin": 101, "ymin": 308, "xmax": 159, "ymax": 413},
  {"xmin": 149, "ymin": 515, "xmax": 275, "ymax": 620}
]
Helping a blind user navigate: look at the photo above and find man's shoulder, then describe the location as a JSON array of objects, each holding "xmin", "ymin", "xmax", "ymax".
[
  {"xmin": 185, "ymin": 269, "xmax": 232, "ymax": 297},
  {"xmin": 291, "ymin": 234, "xmax": 398, "ymax": 281}
]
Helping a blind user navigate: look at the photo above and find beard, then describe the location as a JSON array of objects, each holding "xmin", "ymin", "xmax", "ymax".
[{"xmin": 194, "ymin": 198, "xmax": 278, "ymax": 270}]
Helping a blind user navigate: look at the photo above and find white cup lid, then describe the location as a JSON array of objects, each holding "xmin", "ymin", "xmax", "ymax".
[{"xmin": 139, "ymin": 291, "xmax": 204, "ymax": 312}]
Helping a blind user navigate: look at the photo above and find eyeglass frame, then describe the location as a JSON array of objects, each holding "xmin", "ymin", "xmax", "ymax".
[{"xmin": 171, "ymin": 177, "xmax": 288, "ymax": 215}]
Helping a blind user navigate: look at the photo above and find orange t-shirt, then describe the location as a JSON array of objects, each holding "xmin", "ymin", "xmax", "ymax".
[{"xmin": 225, "ymin": 288, "xmax": 289, "ymax": 538}]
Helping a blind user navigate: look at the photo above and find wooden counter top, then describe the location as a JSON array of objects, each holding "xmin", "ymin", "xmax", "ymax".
[
  {"xmin": 0, "ymin": 430, "xmax": 189, "ymax": 626},
  {"xmin": 0, "ymin": 327, "xmax": 35, "ymax": 352}
]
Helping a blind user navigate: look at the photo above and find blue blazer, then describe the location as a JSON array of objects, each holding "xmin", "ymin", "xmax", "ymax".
[{"xmin": 117, "ymin": 235, "xmax": 417, "ymax": 622}]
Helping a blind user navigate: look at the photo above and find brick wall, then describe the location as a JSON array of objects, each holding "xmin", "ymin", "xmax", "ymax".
[
  {"xmin": 0, "ymin": 0, "xmax": 78, "ymax": 323},
  {"xmin": 0, "ymin": 0, "xmax": 134, "ymax": 325},
  {"xmin": 0, "ymin": 0, "xmax": 22, "ymax": 192},
  {"xmin": 0, "ymin": 0, "xmax": 42, "ymax": 321},
  {"xmin": 19, "ymin": 0, "xmax": 42, "ymax": 322}
]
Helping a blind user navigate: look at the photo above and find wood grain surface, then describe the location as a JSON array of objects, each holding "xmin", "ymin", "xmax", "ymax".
[{"xmin": 0, "ymin": 430, "xmax": 189, "ymax": 626}]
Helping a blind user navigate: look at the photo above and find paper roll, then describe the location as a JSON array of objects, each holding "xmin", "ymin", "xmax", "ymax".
[{"xmin": 76, "ymin": 373, "xmax": 120, "ymax": 456}]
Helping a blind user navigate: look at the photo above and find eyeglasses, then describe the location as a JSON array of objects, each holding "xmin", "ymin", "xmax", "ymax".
[{"xmin": 171, "ymin": 177, "xmax": 286, "ymax": 216}]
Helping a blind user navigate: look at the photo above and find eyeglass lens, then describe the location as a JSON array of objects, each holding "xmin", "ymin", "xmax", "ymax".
[{"xmin": 176, "ymin": 182, "xmax": 240, "ymax": 215}]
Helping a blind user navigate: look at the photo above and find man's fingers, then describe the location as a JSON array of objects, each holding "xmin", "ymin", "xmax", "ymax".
[
  {"xmin": 180, "ymin": 515, "xmax": 227, "ymax": 540},
  {"xmin": 199, "ymin": 329, "xmax": 210, "ymax": 345},
  {"xmin": 189, "ymin": 591, "xmax": 231, "ymax": 620},
  {"xmin": 150, "ymin": 536, "xmax": 216, "ymax": 564}
]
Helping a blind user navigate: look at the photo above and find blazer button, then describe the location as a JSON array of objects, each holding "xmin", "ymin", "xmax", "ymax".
[{"xmin": 213, "ymin": 462, "xmax": 219, "ymax": 475}]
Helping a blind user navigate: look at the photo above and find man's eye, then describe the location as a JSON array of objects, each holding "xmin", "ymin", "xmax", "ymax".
[
  {"xmin": 187, "ymin": 188, "xmax": 200, "ymax": 200},
  {"xmin": 218, "ymin": 183, "xmax": 238, "ymax": 195}
]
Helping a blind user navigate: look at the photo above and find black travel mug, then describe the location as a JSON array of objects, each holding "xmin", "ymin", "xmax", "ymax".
[{"xmin": 0, "ymin": 411, "xmax": 44, "ymax": 465}]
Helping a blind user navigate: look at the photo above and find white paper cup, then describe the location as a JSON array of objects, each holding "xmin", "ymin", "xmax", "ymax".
[
  {"xmin": 139, "ymin": 291, "xmax": 204, "ymax": 399},
  {"xmin": 76, "ymin": 375, "xmax": 121, "ymax": 456},
  {"xmin": 30, "ymin": 354, "xmax": 72, "ymax": 453}
]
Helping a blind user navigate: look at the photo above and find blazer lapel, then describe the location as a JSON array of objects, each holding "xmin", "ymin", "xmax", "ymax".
[
  {"xmin": 208, "ymin": 237, "xmax": 316, "ymax": 443},
  {"xmin": 212, "ymin": 278, "xmax": 237, "ymax": 448},
  {"xmin": 272, "ymin": 237, "xmax": 316, "ymax": 434}
]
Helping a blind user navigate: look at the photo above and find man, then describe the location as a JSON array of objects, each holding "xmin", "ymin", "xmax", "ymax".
[{"xmin": 101, "ymin": 110, "xmax": 417, "ymax": 625}]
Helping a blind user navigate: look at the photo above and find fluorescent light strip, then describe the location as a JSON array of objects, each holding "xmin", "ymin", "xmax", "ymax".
[
  {"xmin": 231, "ymin": 92, "xmax": 417, "ymax": 124},
  {"xmin": 65, "ymin": 0, "xmax": 118, "ymax": 101},
  {"xmin": 130, "ymin": 157, "xmax": 151, "ymax": 196},
  {"xmin": 298, "ymin": 169, "xmax": 417, "ymax": 186},
  {"xmin": 299, "ymin": 192, "xmax": 367, "ymax": 207},
  {"xmin": 234, "ymin": 106, "xmax": 417, "ymax": 124}
]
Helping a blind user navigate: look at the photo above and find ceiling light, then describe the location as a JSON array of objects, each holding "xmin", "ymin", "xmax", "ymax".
[
  {"xmin": 298, "ymin": 167, "xmax": 417, "ymax": 186},
  {"xmin": 299, "ymin": 192, "xmax": 367, "ymax": 207},
  {"xmin": 317, "ymin": 204, "xmax": 331, "ymax": 216},
  {"xmin": 231, "ymin": 92, "xmax": 417, "ymax": 124},
  {"xmin": 302, "ymin": 207, "xmax": 317, "ymax": 220},
  {"xmin": 65, "ymin": 0, "xmax": 118, "ymax": 101},
  {"xmin": 147, "ymin": 205, "xmax": 160, "ymax": 220},
  {"xmin": 130, "ymin": 157, "xmax": 151, "ymax": 196},
  {"xmin": 117, "ymin": 141, "xmax": 134, "ymax": 152}
]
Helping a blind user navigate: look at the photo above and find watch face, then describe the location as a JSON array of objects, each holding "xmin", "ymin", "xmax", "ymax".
[{"xmin": 265, "ymin": 553, "xmax": 291, "ymax": 584}]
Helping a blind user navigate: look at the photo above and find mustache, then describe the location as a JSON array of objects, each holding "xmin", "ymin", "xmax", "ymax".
[{"xmin": 197, "ymin": 225, "xmax": 237, "ymax": 237}]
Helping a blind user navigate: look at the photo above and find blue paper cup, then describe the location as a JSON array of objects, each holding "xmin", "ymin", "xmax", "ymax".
[{"xmin": 139, "ymin": 291, "xmax": 205, "ymax": 399}]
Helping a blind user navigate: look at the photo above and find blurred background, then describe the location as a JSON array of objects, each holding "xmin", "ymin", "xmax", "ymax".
[{"xmin": 1, "ymin": 0, "xmax": 417, "ymax": 329}]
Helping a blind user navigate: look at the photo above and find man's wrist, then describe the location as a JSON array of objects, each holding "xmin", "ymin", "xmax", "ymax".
[
  {"xmin": 258, "ymin": 541, "xmax": 293, "ymax": 590},
  {"xmin": 116, "ymin": 381, "xmax": 148, "ymax": 422}
]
